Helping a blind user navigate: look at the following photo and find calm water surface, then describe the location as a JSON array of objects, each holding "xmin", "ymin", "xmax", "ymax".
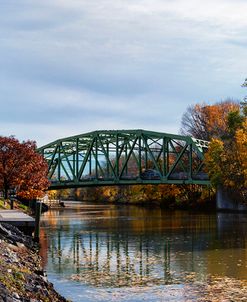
[{"xmin": 40, "ymin": 202, "xmax": 247, "ymax": 301}]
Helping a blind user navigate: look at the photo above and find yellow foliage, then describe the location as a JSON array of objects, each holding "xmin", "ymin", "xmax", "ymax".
[
  {"xmin": 205, "ymin": 115, "xmax": 247, "ymax": 201},
  {"xmin": 235, "ymin": 120, "xmax": 247, "ymax": 187},
  {"xmin": 205, "ymin": 139, "xmax": 224, "ymax": 186}
]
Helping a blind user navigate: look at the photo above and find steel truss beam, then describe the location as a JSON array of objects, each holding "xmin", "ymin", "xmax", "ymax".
[{"xmin": 38, "ymin": 129, "xmax": 210, "ymax": 189}]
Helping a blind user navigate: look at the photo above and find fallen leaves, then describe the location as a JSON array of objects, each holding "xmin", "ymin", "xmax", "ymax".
[{"xmin": 70, "ymin": 270, "xmax": 247, "ymax": 302}]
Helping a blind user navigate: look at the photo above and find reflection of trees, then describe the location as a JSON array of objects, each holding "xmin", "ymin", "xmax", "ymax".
[
  {"xmin": 40, "ymin": 207, "xmax": 215, "ymax": 282},
  {"xmin": 40, "ymin": 206, "xmax": 247, "ymax": 286},
  {"xmin": 44, "ymin": 230, "xmax": 175, "ymax": 287}
]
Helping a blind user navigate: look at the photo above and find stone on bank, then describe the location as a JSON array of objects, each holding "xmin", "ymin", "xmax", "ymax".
[{"xmin": 0, "ymin": 222, "xmax": 68, "ymax": 302}]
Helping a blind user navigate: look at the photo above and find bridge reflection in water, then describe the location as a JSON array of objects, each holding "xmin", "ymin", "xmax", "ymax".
[
  {"xmin": 40, "ymin": 203, "xmax": 247, "ymax": 292},
  {"xmin": 51, "ymin": 231, "xmax": 174, "ymax": 287}
]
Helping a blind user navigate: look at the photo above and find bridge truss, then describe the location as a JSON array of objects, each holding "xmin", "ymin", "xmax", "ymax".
[{"xmin": 38, "ymin": 130, "xmax": 210, "ymax": 189}]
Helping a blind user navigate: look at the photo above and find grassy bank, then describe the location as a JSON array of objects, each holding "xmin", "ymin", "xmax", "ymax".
[{"xmin": 0, "ymin": 198, "xmax": 29, "ymax": 212}]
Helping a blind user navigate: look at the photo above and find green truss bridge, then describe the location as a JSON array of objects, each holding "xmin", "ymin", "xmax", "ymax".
[{"xmin": 38, "ymin": 129, "xmax": 210, "ymax": 189}]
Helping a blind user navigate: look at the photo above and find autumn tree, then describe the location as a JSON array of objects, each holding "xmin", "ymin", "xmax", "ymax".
[
  {"xmin": 205, "ymin": 103, "xmax": 247, "ymax": 202},
  {"xmin": 180, "ymin": 99, "xmax": 240, "ymax": 140},
  {"xmin": 47, "ymin": 188, "xmax": 70, "ymax": 201},
  {"xmin": 180, "ymin": 98, "xmax": 246, "ymax": 204},
  {"xmin": 0, "ymin": 136, "xmax": 49, "ymax": 199}
]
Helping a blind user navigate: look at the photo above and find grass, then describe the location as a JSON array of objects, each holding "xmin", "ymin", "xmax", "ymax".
[
  {"xmin": 0, "ymin": 199, "xmax": 7, "ymax": 209},
  {"xmin": 18, "ymin": 203, "xmax": 28, "ymax": 211},
  {"xmin": 0, "ymin": 198, "xmax": 29, "ymax": 212}
]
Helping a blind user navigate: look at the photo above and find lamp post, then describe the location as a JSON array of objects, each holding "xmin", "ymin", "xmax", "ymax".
[
  {"xmin": 9, "ymin": 188, "xmax": 17, "ymax": 210},
  {"xmin": 34, "ymin": 198, "xmax": 43, "ymax": 242}
]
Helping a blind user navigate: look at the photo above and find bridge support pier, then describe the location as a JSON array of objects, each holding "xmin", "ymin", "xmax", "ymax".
[{"xmin": 216, "ymin": 186, "xmax": 247, "ymax": 212}]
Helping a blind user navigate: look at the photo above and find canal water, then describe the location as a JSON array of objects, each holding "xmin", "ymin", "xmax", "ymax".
[{"xmin": 40, "ymin": 202, "xmax": 247, "ymax": 301}]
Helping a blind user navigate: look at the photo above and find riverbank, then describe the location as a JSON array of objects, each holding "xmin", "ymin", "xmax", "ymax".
[
  {"xmin": 0, "ymin": 222, "xmax": 68, "ymax": 302},
  {"xmin": 57, "ymin": 184, "xmax": 217, "ymax": 211}
]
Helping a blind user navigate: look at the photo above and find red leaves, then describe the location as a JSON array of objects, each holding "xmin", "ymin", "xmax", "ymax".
[{"xmin": 0, "ymin": 136, "xmax": 49, "ymax": 199}]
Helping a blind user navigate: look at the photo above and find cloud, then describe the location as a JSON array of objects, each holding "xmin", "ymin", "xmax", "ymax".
[{"xmin": 0, "ymin": 0, "xmax": 246, "ymax": 146}]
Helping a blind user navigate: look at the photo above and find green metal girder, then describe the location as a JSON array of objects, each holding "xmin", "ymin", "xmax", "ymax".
[{"xmin": 38, "ymin": 129, "xmax": 210, "ymax": 189}]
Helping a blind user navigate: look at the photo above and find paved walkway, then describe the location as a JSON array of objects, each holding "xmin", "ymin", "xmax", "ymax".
[{"xmin": 0, "ymin": 210, "xmax": 35, "ymax": 227}]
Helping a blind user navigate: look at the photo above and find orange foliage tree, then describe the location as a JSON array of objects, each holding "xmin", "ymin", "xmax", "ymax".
[
  {"xmin": 205, "ymin": 103, "xmax": 247, "ymax": 202},
  {"xmin": 0, "ymin": 136, "xmax": 49, "ymax": 199},
  {"xmin": 180, "ymin": 99, "xmax": 240, "ymax": 140},
  {"xmin": 180, "ymin": 99, "xmax": 242, "ymax": 204}
]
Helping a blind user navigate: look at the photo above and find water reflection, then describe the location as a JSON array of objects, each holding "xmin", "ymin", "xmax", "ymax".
[{"xmin": 40, "ymin": 203, "xmax": 247, "ymax": 300}]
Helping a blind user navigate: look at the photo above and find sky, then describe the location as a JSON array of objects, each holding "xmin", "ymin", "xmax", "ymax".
[{"xmin": 0, "ymin": 0, "xmax": 247, "ymax": 147}]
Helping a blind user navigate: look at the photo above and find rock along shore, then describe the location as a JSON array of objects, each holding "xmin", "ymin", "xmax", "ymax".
[{"xmin": 0, "ymin": 222, "xmax": 68, "ymax": 302}]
